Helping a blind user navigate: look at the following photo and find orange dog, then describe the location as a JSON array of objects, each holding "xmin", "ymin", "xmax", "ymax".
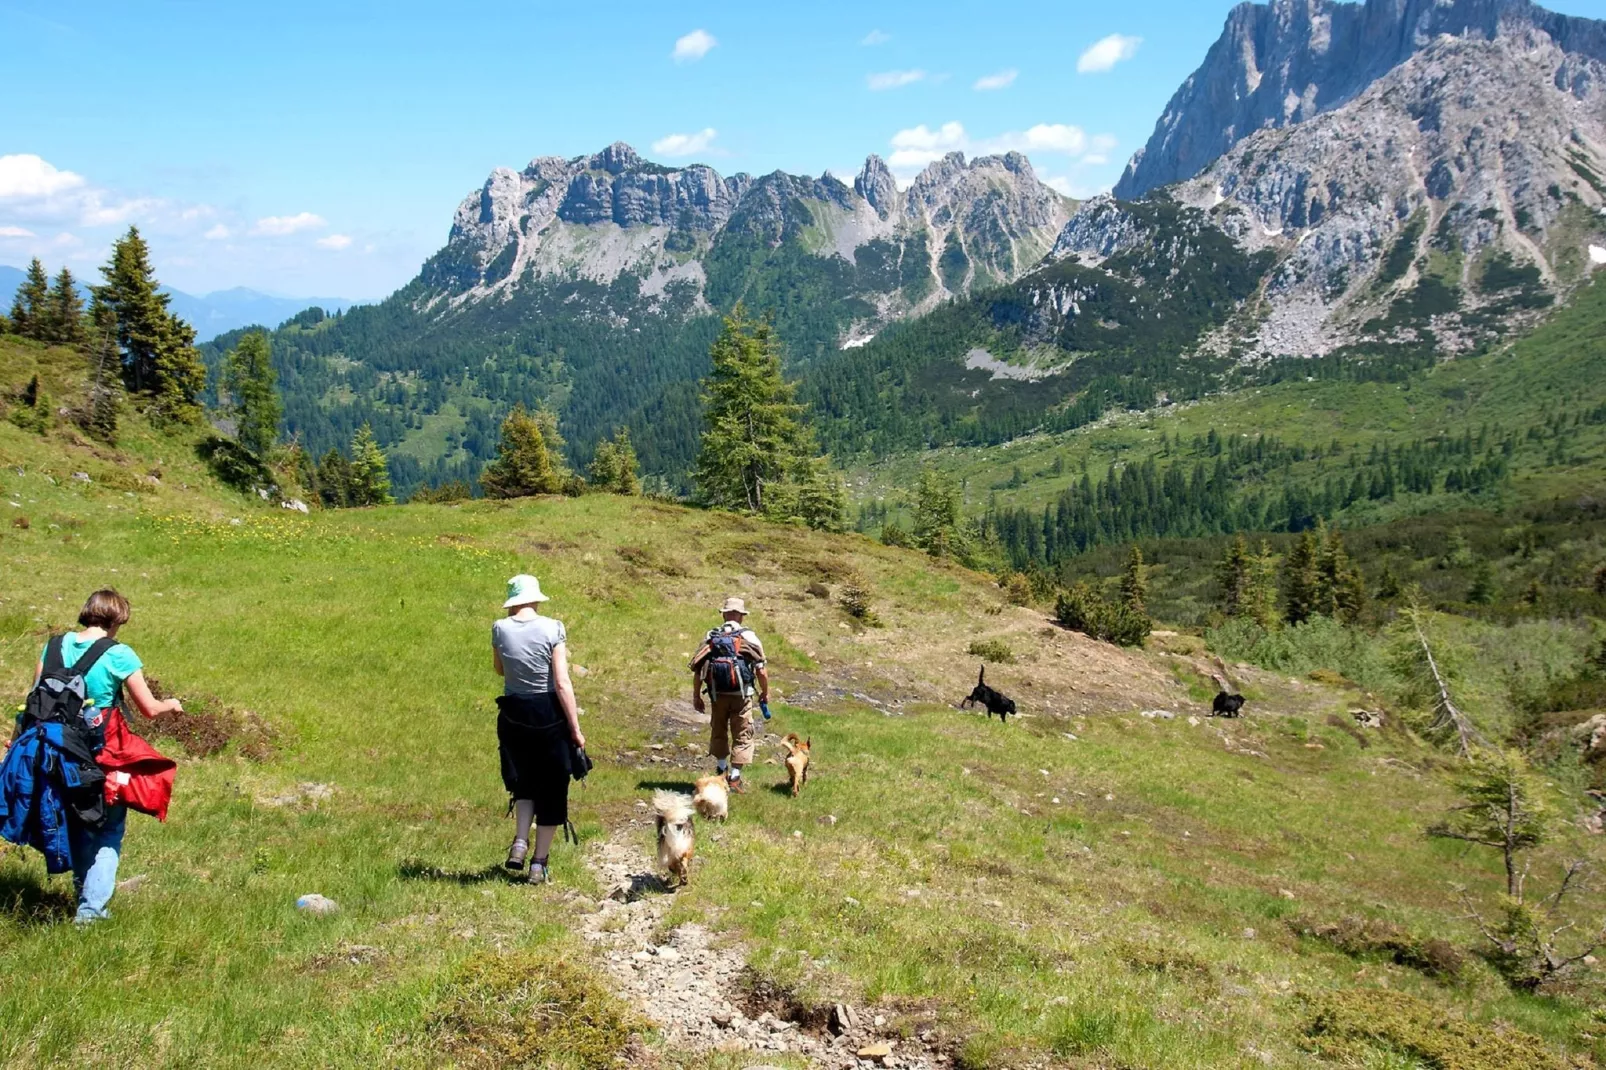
[{"xmin": 782, "ymin": 734, "xmax": 811, "ymax": 797}]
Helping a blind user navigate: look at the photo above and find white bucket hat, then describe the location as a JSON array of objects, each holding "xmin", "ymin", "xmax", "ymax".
[
  {"xmin": 504, "ymin": 574, "xmax": 551, "ymax": 608},
  {"xmin": 721, "ymin": 596, "xmax": 747, "ymax": 615}
]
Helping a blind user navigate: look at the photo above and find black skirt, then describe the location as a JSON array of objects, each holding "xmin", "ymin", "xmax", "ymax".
[{"xmin": 496, "ymin": 693, "xmax": 573, "ymax": 800}]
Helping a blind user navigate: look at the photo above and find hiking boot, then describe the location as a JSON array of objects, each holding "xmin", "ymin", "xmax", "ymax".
[
  {"xmin": 528, "ymin": 860, "xmax": 550, "ymax": 885},
  {"xmin": 728, "ymin": 777, "xmax": 747, "ymax": 795},
  {"xmin": 505, "ymin": 839, "xmax": 529, "ymax": 871}
]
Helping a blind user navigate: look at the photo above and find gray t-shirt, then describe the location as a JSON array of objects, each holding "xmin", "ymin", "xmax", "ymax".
[{"xmin": 492, "ymin": 615, "xmax": 567, "ymax": 696}]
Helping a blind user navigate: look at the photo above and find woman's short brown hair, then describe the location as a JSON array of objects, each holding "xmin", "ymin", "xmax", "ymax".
[{"xmin": 78, "ymin": 589, "xmax": 131, "ymax": 630}]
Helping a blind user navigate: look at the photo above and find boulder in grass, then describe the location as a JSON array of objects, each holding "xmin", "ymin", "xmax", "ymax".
[{"xmin": 296, "ymin": 893, "xmax": 339, "ymax": 916}]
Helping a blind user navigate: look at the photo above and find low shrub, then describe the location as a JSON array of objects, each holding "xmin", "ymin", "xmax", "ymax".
[
  {"xmin": 967, "ymin": 638, "xmax": 1015, "ymax": 664},
  {"xmin": 1289, "ymin": 916, "xmax": 1463, "ymax": 980},
  {"xmin": 1301, "ymin": 989, "xmax": 1563, "ymax": 1069},
  {"xmin": 838, "ymin": 584, "xmax": 881, "ymax": 626},
  {"xmin": 197, "ymin": 433, "xmax": 272, "ymax": 494},
  {"xmin": 429, "ymin": 951, "xmax": 640, "ymax": 1069},
  {"xmin": 1055, "ymin": 582, "xmax": 1150, "ymax": 647}
]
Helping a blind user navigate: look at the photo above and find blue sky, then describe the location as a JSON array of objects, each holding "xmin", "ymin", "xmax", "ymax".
[{"xmin": 2, "ymin": 0, "xmax": 1603, "ymax": 299}]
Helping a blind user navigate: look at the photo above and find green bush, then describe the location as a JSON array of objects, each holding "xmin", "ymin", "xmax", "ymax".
[
  {"xmin": 967, "ymin": 638, "xmax": 1015, "ymax": 664},
  {"xmin": 838, "ymin": 584, "xmax": 881, "ymax": 626},
  {"xmin": 1055, "ymin": 582, "xmax": 1150, "ymax": 647},
  {"xmin": 1301, "ymin": 989, "xmax": 1563, "ymax": 1069},
  {"xmin": 196, "ymin": 433, "xmax": 273, "ymax": 494},
  {"xmin": 1288, "ymin": 916, "xmax": 1463, "ymax": 980},
  {"xmin": 1208, "ymin": 615, "xmax": 1393, "ymax": 693}
]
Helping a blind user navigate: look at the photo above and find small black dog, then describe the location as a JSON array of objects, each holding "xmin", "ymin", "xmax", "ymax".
[
  {"xmin": 1212, "ymin": 691, "xmax": 1245, "ymax": 718},
  {"xmin": 961, "ymin": 665, "xmax": 1017, "ymax": 722}
]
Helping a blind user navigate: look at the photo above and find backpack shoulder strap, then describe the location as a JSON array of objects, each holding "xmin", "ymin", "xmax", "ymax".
[
  {"xmin": 68, "ymin": 637, "xmax": 120, "ymax": 682},
  {"xmin": 41, "ymin": 634, "xmax": 66, "ymax": 674}
]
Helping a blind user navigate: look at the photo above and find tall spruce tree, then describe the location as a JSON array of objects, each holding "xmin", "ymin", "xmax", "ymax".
[
  {"xmin": 1283, "ymin": 530, "xmax": 1321, "ymax": 625},
  {"xmin": 93, "ymin": 227, "xmax": 207, "ymax": 421},
  {"xmin": 693, "ymin": 306, "xmax": 811, "ymax": 512},
  {"xmin": 10, "ymin": 258, "xmax": 48, "ymax": 340},
  {"xmin": 346, "ymin": 424, "xmax": 393, "ymax": 506},
  {"xmin": 222, "ymin": 331, "xmax": 282, "ymax": 458},
  {"xmin": 588, "ymin": 426, "xmax": 640, "ymax": 495},
  {"xmin": 1217, "ymin": 534, "xmax": 1251, "ymax": 617},
  {"xmin": 81, "ymin": 304, "xmax": 122, "ymax": 444},
  {"xmin": 1120, "ymin": 544, "xmax": 1149, "ymax": 616},
  {"xmin": 44, "ymin": 267, "xmax": 86, "ymax": 347},
  {"xmin": 1314, "ymin": 522, "xmax": 1366, "ymax": 622},
  {"xmin": 480, "ymin": 404, "xmax": 559, "ymax": 499},
  {"xmin": 1244, "ymin": 540, "xmax": 1282, "ymax": 630}
]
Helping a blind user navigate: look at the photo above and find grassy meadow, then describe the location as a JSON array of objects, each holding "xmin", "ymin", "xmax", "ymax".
[{"xmin": 1, "ymin": 336, "xmax": 1604, "ymax": 1068}]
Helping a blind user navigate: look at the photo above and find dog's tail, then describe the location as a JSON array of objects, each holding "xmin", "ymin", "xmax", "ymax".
[
  {"xmin": 978, "ymin": 664, "xmax": 986, "ymax": 686},
  {"xmin": 653, "ymin": 789, "xmax": 694, "ymax": 825},
  {"xmin": 782, "ymin": 732, "xmax": 802, "ymax": 754}
]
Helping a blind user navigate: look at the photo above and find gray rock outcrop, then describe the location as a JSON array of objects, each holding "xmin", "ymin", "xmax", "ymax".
[{"xmin": 1117, "ymin": 0, "xmax": 1606, "ymax": 199}]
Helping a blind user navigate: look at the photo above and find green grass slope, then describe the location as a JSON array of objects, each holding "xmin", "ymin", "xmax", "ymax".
[{"xmin": 0, "ymin": 346, "xmax": 1601, "ymax": 1067}]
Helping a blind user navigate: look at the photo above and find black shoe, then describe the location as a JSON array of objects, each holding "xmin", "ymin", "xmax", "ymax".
[{"xmin": 505, "ymin": 839, "xmax": 529, "ymax": 871}]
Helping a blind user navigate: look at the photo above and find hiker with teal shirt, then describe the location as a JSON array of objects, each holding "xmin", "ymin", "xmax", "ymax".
[
  {"xmin": 15, "ymin": 590, "xmax": 182, "ymax": 925},
  {"xmin": 492, "ymin": 574, "xmax": 586, "ymax": 884}
]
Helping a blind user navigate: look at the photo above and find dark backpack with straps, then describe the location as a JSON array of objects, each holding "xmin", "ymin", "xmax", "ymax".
[
  {"xmin": 702, "ymin": 627, "xmax": 755, "ymax": 696},
  {"xmin": 20, "ymin": 636, "xmax": 118, "ymax": 826}
]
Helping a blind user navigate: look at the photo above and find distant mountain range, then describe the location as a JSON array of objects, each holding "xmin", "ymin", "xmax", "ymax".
[
  {"xmin": 0, "ymin": 264, "xmax": 358, "ymax": 342},
  {"xmin": 222, "ymin": 0, "xmax": 1606, "ymax": 499}
]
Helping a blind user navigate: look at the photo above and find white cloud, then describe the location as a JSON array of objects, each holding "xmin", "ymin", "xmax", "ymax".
[
  {"xmin": 204, "ymin": 224, "xmax": 230, "ymax": 240},
  {"xmin": 253, "ymin": 212, "xmax": 326, "ymax": 236},
  {"xmin": 0, "ymin": 154, "xmax": 86, "ymax": 199},
  {"xmin": 1043, "ymin": 176, "xmax": 1077, "ymax": 197},
  {"xmin": 973, "ymin": 69, "xmax": 1018, "ymax": 91},
  {"xmin": 1077, "ymin": 34, "xmax": 1141, "ymax": 73},
  {"xmin": 0, "ymin": 225, "xmax": 36, "ymax": 238},
  {"xmin": 316, "ymin": 233, "xmax": 352, "ymax": 250},
  {"xmin": 673, "ymin": 29, "xmax": 717, "ymax": 63},
  {"xmin": 860, "ymin": 29, "xmax": 890, "ymax": 46},
  {"xmin": 651, "ymin": 128, "xmax": 718, "ymax": 158},
  {"xmin": 81, "ymin": 196, "xmax": 160, "ymax": 227},
  {"xmin": 867, "ymin": 69, "xmax": 925, "ymax": 91}
]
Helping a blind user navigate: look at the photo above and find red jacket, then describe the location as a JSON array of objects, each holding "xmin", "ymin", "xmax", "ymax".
[{"xmin": 98, "ymin": 708, "xmax": 176, "ymax": 821}]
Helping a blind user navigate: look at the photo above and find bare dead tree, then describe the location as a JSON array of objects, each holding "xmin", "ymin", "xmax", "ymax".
[{"xmin": 1408, "ymin": 608, "xmax": 1484, "ymax": 757}]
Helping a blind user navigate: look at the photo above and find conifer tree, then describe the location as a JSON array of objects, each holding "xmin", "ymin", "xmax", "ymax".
[
  {"xmin": 315, "ymin": 448, "xmax": 352, "ymax": 508},
  {"xmin": 1119, "ymin": 544, "xmax": 1148, "ymax": 616},
  {"xmin": 346, "ymin": 424, "xmax": 393, "ymax": 506},
  {"xmin": 44, "ymin": 266, "xmax": 85, "ymax": 347},
  {"xmin": 222, "ymin": 331, "xmax": 281, "ymax": 458},
  {"xmin": 693, "ymin": 305, "xmax": 811, "ymax": 512},
  {"xmin": 1217, "ymin": 534, "xmax": 1251, "ymax": 617},
  {"xmin": 10, "ymin": 258, "xmax": 48, "ymax": 339},
  {"xmin": 1244, "ymin": 540, "xmax": 1281, "ymax": 630},
  {"xmin": 912, "ymin": 468, "xmax": 964, "ymax": 558},
  {"xmin": 588, "ymin": 426, "xmax": 640, "ymax": 494},
  {"xmin": 1283, "ymin": 530, "xmax": 1320, "ymax": 624},
  {"xmin": 93, "ymin": 227, "xmax": 207, "ymax": 421},
  {"xmin": 81, "ymin": 304, "xmax": 122, "ymax": 444},
  {"xmin": 480, "ymin": 404, "xmax": 558, "ymax": 499},
  {"xmin": 1315, "ymin": 522, "xmax": 1366, "ymax": 622}
]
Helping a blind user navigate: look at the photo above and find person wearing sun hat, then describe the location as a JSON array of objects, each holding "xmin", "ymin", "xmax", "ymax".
[
  {"xmin": 491, "ymin": 574, "xmax": 585, "ymax": 884},
  {"xmin": 689, "ymin": 595, "xmax": 768, "ymax": 794}
]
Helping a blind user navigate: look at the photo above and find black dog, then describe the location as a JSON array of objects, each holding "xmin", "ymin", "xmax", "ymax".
[
  {"xmin": 1212, "ymin": 691, "xmax": 1245, "ymax": 718},
  {"xmin": 961, "ymin": 665, "xmax": 1017, "ymax": 722}
]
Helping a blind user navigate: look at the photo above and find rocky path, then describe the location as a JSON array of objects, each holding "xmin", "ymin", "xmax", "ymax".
[{"xmin": 579, "ymin": 820, "xmax": 946, "ymax": 1069}]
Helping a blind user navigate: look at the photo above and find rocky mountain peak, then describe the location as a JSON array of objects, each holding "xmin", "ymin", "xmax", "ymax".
[
  {"xmin": 855, "ymin": 155, "xmax": 897, "ymax": 220},
  {"xmin": 587, "ymin": 142, "xmax": 644, "ymax": 174},
  {"xmin": 1116, "ymin": 0, "xmax": 1606, "ymax": 199}
]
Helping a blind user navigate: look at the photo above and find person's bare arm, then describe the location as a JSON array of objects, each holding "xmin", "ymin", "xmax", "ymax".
[
  {"xmin": 756, "ymin": 665, "xmax": 770, "ymax": 704},
  {"xmin": 551, "ymin": 642, "xmax": 585, "ymax": 748},
  {"xmin": 493, "ymin": 647, "xmax": 505, "ymax": 677},
  {"xmin": 124, "ymin": 670, "xmax": 183, "ymax": 719}
]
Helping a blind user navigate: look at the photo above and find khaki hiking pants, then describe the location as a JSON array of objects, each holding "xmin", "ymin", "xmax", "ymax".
[{"xmin": 709, "ymin": 692, "xmax": 755, "ymax": 766}]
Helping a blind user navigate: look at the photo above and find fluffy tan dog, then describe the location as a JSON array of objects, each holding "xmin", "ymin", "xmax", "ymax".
[
  {"xmin": 782, "ymin": 734, "xmax": 811, "ymax": 797},
  {"xmin": 654, "ymin": 790, "xmax": 696, "ymax": 887},
  {"xmin": 693, "ymin": 773, "xmax": 730, "ymax": 822}
]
